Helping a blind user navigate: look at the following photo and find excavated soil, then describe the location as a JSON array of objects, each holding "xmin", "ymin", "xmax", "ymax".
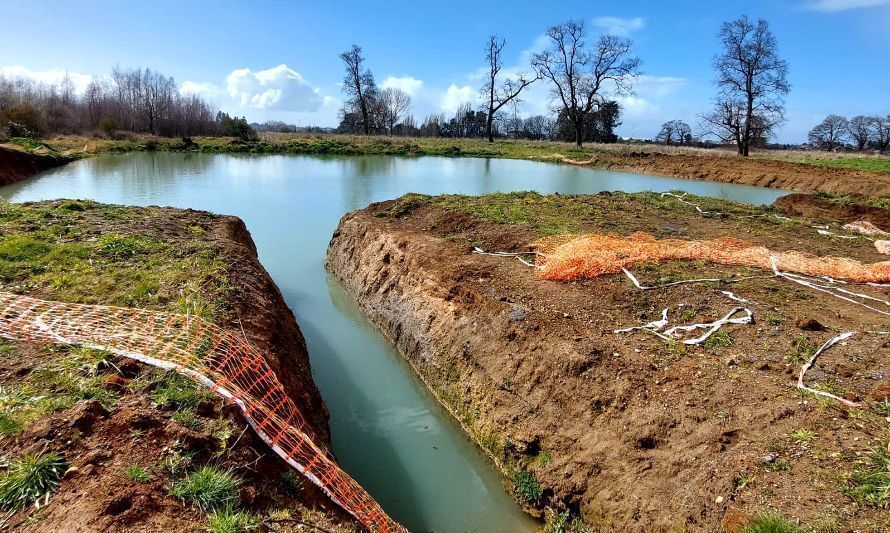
[
  {"xmin": 775, "ymin": 194, "xmax": 890, "ymax": 232},
  {"xmin": 564, "ymin": 152, "xmax": 890, "ymax": 197},
  {"xmin": 327, "ymin": 192, "xmax": 890, "ymax": 532},
  {"xmin": 0, "ymin": 202, "xmax": 352, "ymax": 531},
  {"xmin": 0, "ymin": 145, "xmax": 72, "ymax": 185}
]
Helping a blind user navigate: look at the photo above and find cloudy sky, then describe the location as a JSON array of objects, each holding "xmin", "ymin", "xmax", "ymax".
[{"xmin": 2, "ymin": 0, "xmax": 889, "ymax": 142}]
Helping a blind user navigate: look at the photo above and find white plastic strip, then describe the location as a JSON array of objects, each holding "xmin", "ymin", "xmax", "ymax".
[{"xmin": 796, "ymin": 332, "xmax": 860, "ymax": 407}]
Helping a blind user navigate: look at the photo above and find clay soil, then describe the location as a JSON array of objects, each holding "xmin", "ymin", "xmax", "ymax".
[
  {"xmin": 327, "ymin": 191, "xmax": 890, "ymax": 532},
  {"xmin": 0, "ymin": 201, "xmax": 353, "ymax": 531},
  {"xmin": 564, "ymin": 152, "xmax": 890, "ymax": 197},
  {"xmin": 0, "ymin": 145, "xmax": 72, "ymax": 185}
]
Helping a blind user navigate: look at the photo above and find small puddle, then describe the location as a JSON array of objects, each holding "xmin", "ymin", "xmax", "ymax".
[{"xmin": 1, "ymin": 153, "xmax": 788, "ymax": 531}]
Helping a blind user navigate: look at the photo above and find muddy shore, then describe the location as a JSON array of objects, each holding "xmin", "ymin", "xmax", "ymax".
[
  {"xmin": 0, "ymin": 200, "xmax": 353, "ymax": 531},
  {"xmin": 327, "ymin": 191, "xmax": 890, "ymax": 531}
]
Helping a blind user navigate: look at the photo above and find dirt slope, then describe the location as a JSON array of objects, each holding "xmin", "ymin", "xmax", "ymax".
[
  {"xmin": 0, "ymin": 145, "xmax": 72, "ymax": 185},
  {"xmin": 0, "ymin": 201, "xmax": 351, "ymax": 531},
  {"xmin": 327, "ymin": 192, "xmax": 890, "ymax": 532},
  {"xmin": 564, "ymin": 152, "xmax": 890, "ymax": 197}
]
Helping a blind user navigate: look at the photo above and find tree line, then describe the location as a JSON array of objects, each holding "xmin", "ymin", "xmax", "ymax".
[
  {"xmin": 337, "ymin": 19, "xmax": 640, "ymax": 147},
  {"xmin": 807, "ymin": 114, "xmax": 890, "ymax": 153},
  {"xmin": 0, "ymin": 66, "xmax": 242, "ymax": 139}
]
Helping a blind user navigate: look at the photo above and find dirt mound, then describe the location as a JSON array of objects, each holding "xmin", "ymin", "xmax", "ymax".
[
  {"xmin": 0, "ymin": 145, "xmax": 72, "ymax": 185},
  {"xmin": 567, "ymin": 152, "xmax": 890, "ymax": 197},
  {"xmin": 774, "ymin": 193, "xmax": 890, "ymax": 232},
  {"xmin": 328, "ymin": 192, "xmax": 890, "ymax": 531}
]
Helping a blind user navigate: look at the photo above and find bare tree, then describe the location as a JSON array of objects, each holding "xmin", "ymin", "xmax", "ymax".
[
  {"xmin": 339, "ymin": 44, "xmax": 377, "ymax": 135},
  {"xmin": 480, "ymin": 35, "xmax": 538, "ymax": 142},
  {"xmin": 532, "ymin": 20, "xmax": 641, "ymax": 148},
  {"xmin": 702, "ymin": 16, "xmax": 789, "ymax": 156},
  {"xmin": 655, "ymin": 120, "xmax": 692, "ymax": 145},
  {"xmin": 808, "ymin": 114, "xmax": 849, "ymax": 151},
  {"xmin": 846, "ymin": 115, "xmax": 871, "ymax": 151},
  {"xmin": 379, "ymin": 87, "xmax": 412, "ymax": 135},
  {"xmin": 871, "ymin": 115, "xmax": 890, "ymax": 154}
]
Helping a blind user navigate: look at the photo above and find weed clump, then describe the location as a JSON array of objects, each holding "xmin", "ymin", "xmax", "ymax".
[
  {"xmin": 741, "ymin": 510, "xmax": 804, "ymax": 533},
  {"xmin": 844, "ymin": 444, "xmax": 890, "ymax": 508},
  {"xmin": 206, "ymin": 508, "xmax": 259, "ymax": 533},
  {"xmin": 0, "ymin": 452, "xmax": 68, "ymax": 511},
  {"xmin": 171, "ymin": 466, "xmax": 241, "ymax": 512},
  {"xmin": 512, "ymin": 469, "xmax": 543, "ymax": 503}
]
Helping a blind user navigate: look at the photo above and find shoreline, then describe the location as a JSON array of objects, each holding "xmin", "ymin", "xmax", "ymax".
[{"xmin": 4, "ymin": 135, "xmax": 889, "ymax": 198}]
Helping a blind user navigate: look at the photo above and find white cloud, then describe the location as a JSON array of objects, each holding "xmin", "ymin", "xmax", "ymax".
[
  {"xmin": 0, "ymin": 65, "xmax": 93, "ymax": 94},
  {"xmin": 592, "ymin": 16, "xmax": 645, "ymax": 36},
  {"xmin": 634, "ymin": 76, "xmax": 687, "ymax": 98},
  {"xmin": 223, "ymin": 64, "xmax": 323, "ymax": 112},
  {"xmin": 380, "ymin": 76, "xmax": 424, "ymax": 97},
  {"xmin": 441, "ymin": 84, "xmax": 479, "ymax": 113},
  {"xmin": 805, "ymin": 0, "xmax": 889, "ymax": 11}
]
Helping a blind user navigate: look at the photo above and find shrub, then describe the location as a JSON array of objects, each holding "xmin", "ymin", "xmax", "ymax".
[
  {"xmin": 0, "ymin": 452, "xmax": 68, "ymax": 511},
  {"xmin": 171, "ymin": 466, "xmax": 241, "ymax": 512}
]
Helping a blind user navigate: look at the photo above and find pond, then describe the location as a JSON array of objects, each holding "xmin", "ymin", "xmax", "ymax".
[{"xmin": 0, "ymin": 153, "xmax": 788, "ymax": 532}]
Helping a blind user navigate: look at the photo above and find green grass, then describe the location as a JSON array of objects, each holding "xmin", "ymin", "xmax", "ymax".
[
  {"xmin": 790, "ymin": 428, "xmax": 816, "ymax": 444},
  {"xmin": 0, "ymin": 201, "xmax": 232, "ymax": 318},
  {"xmin": 170, "ymin": 466, "xmax": 241, "ymax": 512},
  {"xmin": 844, "ymin": 444, "xmax": 890, "ymax": 508},
  {"xmin": 512, "ymin": 469, "xmax": 543, "ymax": 503},
  {"xmin": 788, "ymin": 334, "xmax": 817, "ymax": 363},
  {"xmin": 0, "ymin": 346, "xmax": 120, "ymax": 436},
  {"xmin": 124, "ymin": 464, "xmax": 151, "ymax": 482},
  {"xmin": 740, "ymin": 511, "xmax": 805, "ymax": 533},
  {"xmin": 151, "ymin": 372, "xmax": 214, "ymax": 409},
  {"xmin": 812, "ymin": 191, "xmax": 890, "ymax": 209},
  {"xmin": 702, "ymin": 329, "xmax": 733, "ymax": 349},
  {"xmin": 0, "ymin": 452, "xmax": 68, "ymax": 512},
  {"xmin": 768, "ymin": 154, "xmax": 890, "ymax": 174},
  {"xmin": 206, "ymin": 508, "xmax": 259, "ymax": 533},
  {"xmin": 280, "ymin": 470, "xmax": 302, "ymax": 497}
]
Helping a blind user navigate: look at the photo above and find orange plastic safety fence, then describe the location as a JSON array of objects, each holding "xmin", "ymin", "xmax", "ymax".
[
  {"xmin": 0, "ymin": 292, "xmax": 405, "ymax": 533},
  {"xmin": 533, "ymin": 232, "xmax": 890, "ymax": 283}
]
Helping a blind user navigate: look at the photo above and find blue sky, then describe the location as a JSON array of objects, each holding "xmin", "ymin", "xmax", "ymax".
[{"xmin": 2, "ymin": 0, "xmax": 888, "ymax": 142}]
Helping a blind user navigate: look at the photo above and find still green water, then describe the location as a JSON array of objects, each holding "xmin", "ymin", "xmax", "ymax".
[{"xmin": 0, "ymin": 153, "xmax": 787, "ymax": 532}]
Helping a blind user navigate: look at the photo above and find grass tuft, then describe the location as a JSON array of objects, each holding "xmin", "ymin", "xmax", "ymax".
[
  {"xmin": 124, "ymin": 464, "xmax": 151, "ymax": 483},
  {"xmin": 741, "ymin": 510, "xmax": 804, "ymax": 533},
  {"xmin": 206, "ymin": 508, "xmax": 259, "ymax": 533},
  {"xmin": 171, "ymin": 466, "xmax": 241, "ymax": 512},
  {"xmin": 844, "ymin": 444, "xmax": 890, "ymax": 508},
  {"xmin": 0, "ymin": 452, "xmax": 68, "ymax": 512}
]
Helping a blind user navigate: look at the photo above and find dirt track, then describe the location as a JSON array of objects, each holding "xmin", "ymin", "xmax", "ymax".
[
  {"xmin": 327, "ymin": 192, "xmax": 890, "ymax": 531},
  {"xmin": 564, "ymin": 152, "xmax": 890, "ymax": 197}
]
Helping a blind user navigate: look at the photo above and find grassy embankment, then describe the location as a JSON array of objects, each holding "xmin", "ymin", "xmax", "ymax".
[
  {"xmin": 0, "ymin": 200, "xmax": 347, "ymax": 531},
  {"xmin": 6, "ymin": 134, "xmax": 890, "ymax": 174}
]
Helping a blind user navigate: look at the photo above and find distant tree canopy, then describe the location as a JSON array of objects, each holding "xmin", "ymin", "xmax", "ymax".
[
  {"xmin": 0, "ymin": 67, "xmax": 219, "ymax": 139},
  {"xmin": 804, "ymin": 113, "xmax": 890, "ymax": 153},
  {"xmin": 553, "ymin": 101, "xmax": 621, "ymax": 143},
  {"xmin": 216, "ymin": 112, "xmax": 257, "ymax": 141},
  {"xmin": 655, "ymin": 120, "xmax": 693, "ymax": 145}
]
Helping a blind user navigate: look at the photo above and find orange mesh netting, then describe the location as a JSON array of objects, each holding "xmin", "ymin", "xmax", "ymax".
[
  {"xmin": 532, "ymin": 232, "xmax": 890, "ymax": 284},
  {"xmin": 0, "ymin": 291, "xmax": 404, "ymax": 533}
]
